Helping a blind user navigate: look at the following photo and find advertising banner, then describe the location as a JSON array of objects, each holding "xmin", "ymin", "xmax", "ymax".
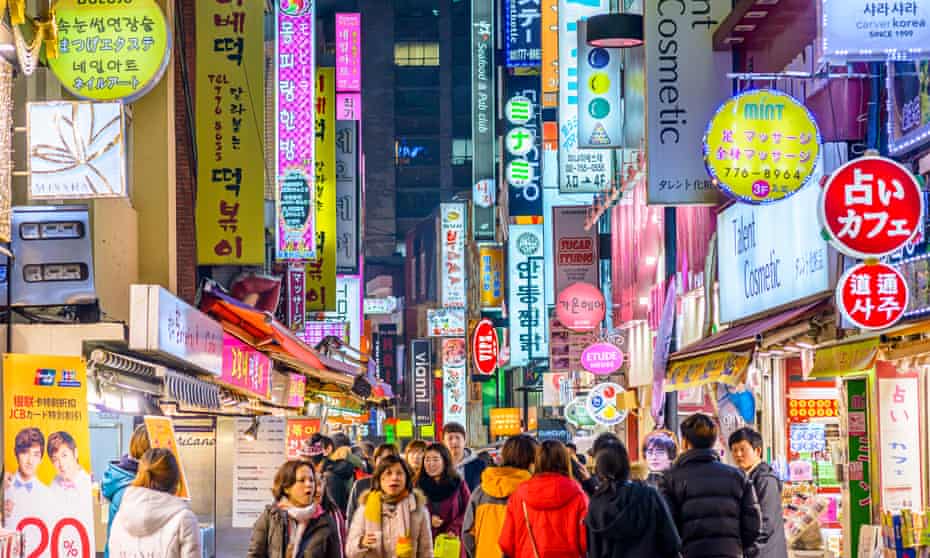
[
  {"xmin": 233, "ymin": 417, "xmax": 285, "ymax": 528},
  {"xmin": 196, "ymin": 0, "xmax": 265, "ymax": 265},
  {"xmin": 820, "ymin": 0, "xmax": 930, "ymax": 63},
  {"xmin": 3, "ymin": 355, "xmax": 93, "ymax": 558},
  {"xmin": 472, "ymin": 0, "xmax": 496, "ymax": 240},
  {"xmin": 876, "ymin": 361, "xmax": 923, "ymax": 511},
  {"xmin": 478, "ymin": 245, "xmax": 505, "ymax": 308},
  {"xmin": 336, "ymin": 275, "xmax": 362, "ymax": 348},
  {"xmin": 504, "ymin": 0, "xmax": 541, "ymax": 67},
  {"xmin": 275, "ymin": 3, "xmax": 316, "ymax": 260},
  {"xmin": 308, "ymin": 68, "xmax": 337, "ymax": 311},
  {"xmin": 553, "ymin": 205, "xmax": 598, "ymax": 295},
  {"xmin": 508, "ymin": 224, "xmax": 548, "ymax": 366},
  {"xmin": 645, "ymin": 0, "xmax": 729, "ymax": 204},
  {"xmin": 335, "ymin": 13, "xmax": 361, "ymax": 92},
  {"xmin": 558, "ymin": 0, "xmax": 612, "ymax": 193},
  {"xmin": 505, "ymin": 75, "xmax": 543, "ymax": 217},
  {"xmin": 541, "ymin": 0, "xmax": 559, "ymax": 107},
  {"xmin": 221, "ymin": 333, "xmax": 272, "ymax": 399},
  {"xmin": 336, "ymin": 120, "xmax": 360, "ymax": 274},
  {"xmin": 143, "ymin": 416, "xmax": 191, "ymax": 498},
  {"xmin": 410, "ymin": 339, "xmax": 433, "ymax": 426},
  {"xmin": 285, "ymin": 418, "xmax": 321, "ymax": 459},
  {"xmin": 576, "ymin": 20, "xmax": 623, "ymax": 148},
  {"xmin": 441, "ymin": 203, "xmax": 467, "ymax": 308},
  {"xmin": 441, "ymin": 338, "xmax": 468, "ymax": 427}
]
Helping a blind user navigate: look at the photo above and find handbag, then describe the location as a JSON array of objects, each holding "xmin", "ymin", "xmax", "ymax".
[
  {"xmin": 433, "ymin": 533, "xmax": 462, "ymax": 558},
  {"xmin": 522, "ymin": 501, "xmax": 541, "ymax": 558}
]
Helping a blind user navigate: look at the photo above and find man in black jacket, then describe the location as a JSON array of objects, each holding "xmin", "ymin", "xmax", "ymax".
[
  {"xmin": 660, "ymin": 413, "xmax": 763, "ymax": 558},
  {"xmin": 729, "ymin": 427, "xmax": 788, "ymax": 558}
]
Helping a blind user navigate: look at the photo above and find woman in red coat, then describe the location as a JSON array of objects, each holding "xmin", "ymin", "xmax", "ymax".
[{"xmin": 499, "ymin": 440, "xmax": 588, "ymax": 558}]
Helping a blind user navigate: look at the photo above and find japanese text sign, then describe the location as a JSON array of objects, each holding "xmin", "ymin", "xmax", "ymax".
[
  {"xmin": 335, "ymin": 13, "xmax": 361, "ymax": 92},
  {"xmin": 50, "ymin": 0, "xmax": 170, "ymax": 102},
  {"xmin": 876, "ymin": 362, "xmax": 923, "ymax": 511},
  {"xmin": 285, "ymin": 264, "xmax": 306, "ymax": 331},
  {"xmin": 504, "ymin": 0, "xmax": 541, "ymax": 67},
  {"xmin": 837, "ymin": 262, "xmax": 908, "ymax": 330},
  {"xmin": 704, "ymin": 89, "xmax": 821, "ymax": 204},
  {"xmin": 275, "ymin": 2, "xmax": 316, "ymax": 261},
  {"xmin": 820, "ymin": 0, "xmax": 930, "ymax": 63},
  {"xmin": 307, "ymin": 68, "xmax": 337, "ymax": 311},
  {"xmin": 508, "ymin": 224, "xmax": 549, "ymax": 366},
  {"xmin": 441, "ymin": 203, "xmax": 467, "ymax": 308},
  {"xmin": 820, "ymin": 156, "xmax": 923, "ymax": 259},
  {"xmin": 506, "ymin": 75, "xmax": 543, "ymax": 217},
  {"xmin": 478, "ymin": 245, "xmax": 505, "ymax": 308},
  {"xmin": 196, "ymin": 0, "xmax": 265, "ymax": 264},
  {"xmin": 221, "ymin": 334, "xmax": 271, "ymax": 399},
  {"xmin": 285, "ymin": 418, "xmax": 321, "ymax": 459},
  {"xmin": 845, "ymin": 378, "xmax": 872, "ymax": 556},
  {"xmin": 441, "ymin": 338, "xmax": 468, "ymax": 427},
  {"xmin": 472, "ymin": 319, "xmax": 500, "ymax": 376}
]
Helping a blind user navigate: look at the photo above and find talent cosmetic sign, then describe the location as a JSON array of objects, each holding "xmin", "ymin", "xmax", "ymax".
[{"xmin": 717, "ymin": 183, "xmax": 831, "ymax": 323}]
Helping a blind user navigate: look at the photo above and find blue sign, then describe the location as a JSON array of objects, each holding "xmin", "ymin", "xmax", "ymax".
[{"xmin": 504, "ymin": 0, "xmax": 542, "ymax": 67}]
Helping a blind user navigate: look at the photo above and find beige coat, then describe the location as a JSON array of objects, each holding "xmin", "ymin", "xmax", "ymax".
[{"xmin": 345, "ymin": 490, "xmax": 432, "ymax": 558}]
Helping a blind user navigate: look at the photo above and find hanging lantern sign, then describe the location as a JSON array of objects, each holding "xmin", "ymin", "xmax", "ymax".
[
  {"xmin": 819, "ymin": 156, "xmax": 924, "ymax": 259},
  {"xmin": 836, "ymin": 262, "xmax": 908, "ymax": 330},
  {"xmin": 585, "ymin": 382, "xmax": 628, "ymax": 426},
  {"xmin": 471, "ymin": 318, "xmax": 500, "ymax": 376},
  {"xmin": 580, "ymin": 342, "xmax": 624, "ymax": 376},
  {"xmin": 555, "ymin": 282, "xmax": 606, "ymax": 332},
  {"xmin": 704, "ymin": 89, "xmax": 821, "ymax": 204}
]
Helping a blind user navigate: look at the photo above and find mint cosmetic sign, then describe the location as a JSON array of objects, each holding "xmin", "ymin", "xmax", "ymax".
[{"xmin": 717, "ymin": 183, "xmax": 831, "ymax": 323}]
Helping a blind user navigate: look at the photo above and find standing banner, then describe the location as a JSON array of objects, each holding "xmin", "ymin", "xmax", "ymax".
[
  {"xmin": 442, "ymin": 338, "xmax": 468, "ymax": 427},
  {"xmin": 285, "ymin": 418, "xmax": 322, "ymax": 459},
  {"xmin": 3, "ymin": 354, "xmax": 93, "ymax": 558},
  {"xmin": 558, "ymin": 0, "xmax": 612, "ymax": 193},
  {"xmin": 553, "ymin": 205, "xmax": 599, "ymax": 295},
  {"xmin": 576, "ymin": 20, "xmax": 623, "ymax": 148},
  {"xmin": 410, "ymin": 339, "xmax": 433, "ymax": 426},
  {"xmin": 275, "ymin": 2, "xmax": 316, "ymax": 260},
  {"xmin": 541, "ymin": 0, "xmax": 559, "ymax": 107},
  {"xmin": 508, "ymin": 224, "xmax": 548, "ymax": 366},
  {"xmin": 308, "ymin": 68, "xmax": 337, "ymax": 311},
  {"xmin": 505, "ymin": 75, "xmax": 543, "ymax": 218},
  {"xmin": 196, "ymin": 0, "xmax": 264, "ymax": 264},
  {"xmin": 441, "ymin": 203, "xmax": 467, "ymax": 308},
  {"xmin": 335, "ymin": 120, "xmax": 360, "ymax": 274},
  {"xmin": 232, "ymin": 417, "xmax": 285, "ymax": 528},
  {"xmin": 472, "ymin": 0, "xmax": 496, "ymax": 240},
  {"xmin": 335, "ymin": 13, "xmax": 361, "ymax": 92},
  {"xmin": 143, "ymin": 416, "xmax": 192, "ymax": 498},
  {"xmin": 504, "ymin": 0, "xmax": 541, "ymax": 67}
]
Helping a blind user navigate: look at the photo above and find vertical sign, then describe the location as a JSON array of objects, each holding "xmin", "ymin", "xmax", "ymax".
[
  {"xmin": 876, "ymin": 361, "xmax": 924, "ymax": 511},
  {"xmin": 441, "ymin": 203, "xmax": 467, "ymax": 308},
  {"xmin": 3, "ymin": 355, "xmax": 94, "ymax": 558},
  {"xmin": 472, "ymin": 0, "xmax": 496, "ymax": 240},
  {"xmin": 505, "ymin": 75, "xmax": 543, "ymax": 217},
  {"xmin": 846, "ymin": 378, "xmax": 872, "ymax": 558},
  {"xmin": 558, "ymin": 0, "xmax": 612, "ymax": 193},
  {"xmin": 196, "ymin": 0, "xmax": 265, "ymax": 264},
  {"xmin": 411, "ymin": 339, "xmax": 433, "ymax": 426},
  {"xmin": 335, "ymin": 120, "xmax": 360, "ymax": 274},
  {"xmin": 275, "ymin": 2, "xmax": 316, "ymax": 260},
  {"xmin": 504, "ymin": 0, "xmax": 542, "ymax": 67},
  {"xmin": 645, "ymin": 0, "xmax": 728, "ymax": 204},
  {"xmin": 541, "ymin": 0, "xmax": 559, "ymax": 107},
  {"xmin": 285, "ymin": 264, "xmax": 306, "ymax": 331},
  {"xmin": 442, "ymin": 338, "xmax": 468, "ymax": 427},
  {"xmin": 508, "ymin": 224, "xmax": 548, "ymax": 366},
  {"xmin": 378, "ymin": 334, "xmax": 398, "ymax": 391},
  {"xmin": 335, "ymin": 13, "xmax": 361, "ymax": 92},
  {"xmin": 336, "ymin": 275, "xmax": 362, "ymax": 349},
  {"xmin": 479, "ymin": 245, "xmax": 505, "ymax": 308},
  {"xmin": 553, "ymin": 205, "xmax": 599, "ymax": 295},
  {"xmin": 576, "ymin": 20, "xmax": 623, "ymax": 148},
  {"xmin": 308, "ymin": 68, "xmax": 337, "ymax": 311}
]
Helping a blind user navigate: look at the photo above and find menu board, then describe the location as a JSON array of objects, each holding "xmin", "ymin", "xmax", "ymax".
[{"xmin": 232, "ymin": 417, "xmax": 286, "ymax": 528}]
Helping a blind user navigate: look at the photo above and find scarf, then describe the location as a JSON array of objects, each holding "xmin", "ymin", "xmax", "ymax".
[
  {"xmin": 362, "ymin": 490, "xmax": 416, "ymax": 558},
  {"xmin": 417, "ymin": 474, "xmax": 460, "ymax": 504},
  {"xmin": 277, "ymin": 498, "xmax": 322, "ymax": 558}
]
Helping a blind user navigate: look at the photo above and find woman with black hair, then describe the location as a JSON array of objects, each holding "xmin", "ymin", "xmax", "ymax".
[
  {"xmin": 417, "ymin": 442, "xmax": 471, "ymax": 541},
  {"xmin": 585, "ymin": 443, "xmax": 681, "ymax": 558}
]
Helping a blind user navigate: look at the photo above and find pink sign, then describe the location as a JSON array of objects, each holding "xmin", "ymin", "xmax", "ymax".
[
  {"xmin": 300, "ymin": 321, "xmax": 348, "ymax": 347},
  {"xmin": 556, "ymin": 282, "xmax": 606, "ymax": 332},
  {"xmin": 335, "ymin": 13, "xmax": 361, "ymax": 92},
  {"xmin": 288, "ymin": 373, "xmax": 307, "ymax": 408},
  {"xmin": 221, "ymin": 334, "xmax": 272, "ymax": 399},
  {"xmin": 580, "ymin": 342, "xmax": 624, "ymax": 376},
  {"xmin": 275, "ymin": 5, "xmax": 316, "ymax": 260},
  {"xmin": 336, "ymin": 93, "xmax": 362, "ymax": 121}
]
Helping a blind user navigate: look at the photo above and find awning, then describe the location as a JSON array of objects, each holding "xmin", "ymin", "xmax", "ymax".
[
  {"xmin": 164, "ymin": 370, "xmax": 221, "ymax": 410},
  {"xmin": 665, "ymin": 351, "xmax": 752, "ymax": 392},
  {"xmin": 806, "ymin": 338, "xmax": 878, "ymax": 379}
]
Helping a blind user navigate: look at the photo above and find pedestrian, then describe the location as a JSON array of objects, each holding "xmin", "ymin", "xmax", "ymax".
[
  {"xmin": 101, "ymin": 424, "xmax": 150, "ymax": 558},
  {"xmin": 442, "ymin": 422, "xmax": 487, "ymax": 491},
  {"xmin": 315, "ymin": 433, "xmax": 360, "ymax": 514},
  {"xmin": 575, "ymin": 432, "xmax": 622, "ymax": 495},
  {"xmin": 346, "ymin": 455, "xmax": 432, "ymax": 558},
  {"xmin": 347, "ymin": 444, "xmax": 400, "ymax": 525},
  {"xmin": 357, "ymin": 441, "xmax": 376, "ymax": 475},
  {"xmin": 417, "ymin": 443, "xmax": 471, "ymax": 541},
  {"xmin": 247, "ymin": 459, "xmax": 341, "ymax": 558},
  {"xmin": 729, "ymin": 427, "xmax": 788, "ymax": 558},
  {"xmin": 660, "ymin": 413, "xmax": 762, "ymax": 558},
  {"xmin": 498, "ymin": 440, "xmax": 588, "ymax": 558},
  {"xmin": 108, "ymin": 448, "xmax": 202, "ymax": 558},
  {"xmin": 642, "ymin": 430, "xmax": 678, "ymax": 488},
  {"xmin": 404, "ymin": 440, "xmax": 427, "ymax": 478},
  {"xmin": 586, "ymin": 442, "xmax": 681, "ymax": 558},
  {"xmin": 463, "ymin": 434, "xmax": 536, "ymax": 558},
  {"xmin": 566, "ymin": 442, "xmax": 586, "ymax": 465}
]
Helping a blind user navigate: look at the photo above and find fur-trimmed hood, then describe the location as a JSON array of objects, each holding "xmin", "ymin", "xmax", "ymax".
[{"xmin": 356, "ymin": 488, "xmax": 427, "ymax": 510}]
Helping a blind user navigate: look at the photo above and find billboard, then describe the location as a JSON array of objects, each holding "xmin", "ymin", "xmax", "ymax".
[
  {"xmin": 553, "ymin": 205, "xmax": 598, "ymax": 295},
  {"xmin": 472, "ymin": 0, "xmax": 496, "ymax": 240},
  {"xmin": 508, "ymin": 224, "xmax": 548, "ymax": 366}
]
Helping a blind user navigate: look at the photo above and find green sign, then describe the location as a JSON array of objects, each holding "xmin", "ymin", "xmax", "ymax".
[
  {"xmin": 49, "ymin": 0, "xmax": 171, "ymax": 102},
  {"xmin": 846, "ymin": 377, "xmax": 872, "ymax": 558}
]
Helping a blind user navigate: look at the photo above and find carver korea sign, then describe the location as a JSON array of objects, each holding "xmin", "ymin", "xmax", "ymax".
[{"xmin": 820, "ymin": 0, "xmax": 930, "ymax": 63}]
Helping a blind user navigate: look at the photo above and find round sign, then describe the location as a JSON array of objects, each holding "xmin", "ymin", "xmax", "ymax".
[
  {"xmin": 580, "ymin": 342, "xmax": 625, "ymax": 376},
  {"xmin": 506, "ymin": 160, "xmax": 534, "ymax": 186},
  {"xmin": 704, "ymin": 89, "xmax": 821, "ymax": 204},
  {"xmin": 281, "ymin": 0, "xmax": 313, "ymax": 16},
  {"xmin": 505, "ymin": 127, "xmax": 535, "ymax": 157},
  {"xmin": 819, "ymin": 156, "xmax": 924, "ymax": 259},
  {"xmin": 505, "ymin": 96, "xmax": 533, "ymax": 125},
  {"xmin": 49, "ymin": 0, "xmax": 172, "ymax": 102},
  {"xmin": 585, "ymin": 382, "xmax": 628, "ymax": 426},
  {"xmin": 556, "ymin": 282, "xmax": 606, "ymax": 332},
  {"xmin": 472, "ymin": 319, "xmax": 500, "ymax": 376},
  {"xmin": 836, "ymin": 262, "xmax": 908, "ymax": 330},
  {"xmin": 565, "ymin": 397, "xmax": 596, "ymax": 428}
]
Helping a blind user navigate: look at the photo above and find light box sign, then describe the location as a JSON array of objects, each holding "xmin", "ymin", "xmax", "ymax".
[
  {"xmin": 410, "ymin": 339, "xmax": 433, "ymax": 426},
  {"xmin": 221, "ymin": 334, "xmax": 272, "ymax": 399},
  {"xmin": 576, "ymin": 20, "xmax": 622, "ymax": 149},
  {"xmin": 442, "ymin": 338, "xmax": 468, "ymax": 427},
  {"xmin": 28, "ymin": 101, "xmax": 126, "ymax": 199},
  {"xmin": 441, "ymin": 203, "xmax": 467, "ymax": 308},
  {"xmin": 336, "ymin": 93, "xmax": 362, "ymax": 121},
  {"xmin": 506, "ymin": 75, "xmax": 543, "ymax": 218},
  {"xmin": 285, "ymin": 264, "xmax": 305, "ymax": 331},
  {"xmin": 504, "ymin": 0, "xmax": 541, "ymax": 67},
  {"xmin": 275, "ymin": 2, "xmax": 316, "ymax": 261},
  {"xmin": 428, "ymin": 308, "xmax": 467, "ymax": 337},
  {"xmin": 479, "ymin": 245, "xmax": 505, "ymax": 308},
  {"xmin": 472, "ymin": 0, "xmax": 496, "ymax": 240},
  {"xmin": 335, "ymin": 275, "xmax": 362, "ymax": 349},
  {"xmin": 308, "ymin": 68, "xmax": 337, "ymax": 311},
  {"xmin": 820, "ymin": 0, "xmax": 930, "ymax": 63},
  {"xmin": 300, "ymin": 321, "xmax": 348, "ymax": 347},
  {"xmin": 335, "ymin": 13, "xmax": 361, "ymax": 92},
  {"xmin": 553, "ymin": 205, "xmax": 598, "ymax": 295},
  {"xmin": 508, "ymin": 224, "xmax": 549, "ymax": 366},
  {"xmin": 336, "ymin": 120, "xmax": 360, "ymax": 274},
  {"xmin": 876, "ymin": 361, "xmax": 924, "ymax": 512},
  {"xmin": 717, "ymin": 182, "xmax": 831, "ymax": 323},
  {"xmin": 888, "ymin": 60, "xmax": 930, "ymax": 155}
]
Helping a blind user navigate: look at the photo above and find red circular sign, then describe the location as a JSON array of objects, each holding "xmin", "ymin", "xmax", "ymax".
[
  {"xmin": 472, "ymin": 319, "xmax": 499, "ymax": 375},
  {"xmin": 836, "ymin": 262, "xmax": 908, "ymax": 330},
  {"xmin": 820, "ymin": 156, "xmax": 923, "ymax": 258},
  {"xmin": 556, "ymin": 282, "xmax": 606, "ymax": 332}
]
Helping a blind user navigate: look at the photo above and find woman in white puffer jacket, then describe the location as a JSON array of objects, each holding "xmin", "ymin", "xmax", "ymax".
[{"xmin": 108, "ymin": 448, "xmax": 202, "ymax": 558}]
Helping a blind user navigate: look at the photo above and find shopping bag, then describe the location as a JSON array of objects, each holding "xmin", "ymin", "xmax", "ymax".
[{"xmin": 433, "ymin": 533, "xmax": 462, "ymax": 558}]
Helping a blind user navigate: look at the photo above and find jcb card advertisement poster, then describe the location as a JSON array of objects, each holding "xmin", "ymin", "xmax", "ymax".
[{"xmin": 2, "ymin": 354, "xmax": 94, "ymax": 558}]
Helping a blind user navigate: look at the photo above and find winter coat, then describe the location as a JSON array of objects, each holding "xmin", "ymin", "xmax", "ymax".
[
  {"xmin": 499, "ymin": 473, "xmax": 588, "ymax": 558},
  {"xmin": 457, "ymin": 449, "xmax": 488, "ymax": 492},
  {"xmin": 346, "ymin": 477, "xmax": 373, "ymax": 529},
  {"xmin": 246, "ymin": 504, "xmax": 341, "ymax": 558},
  {"xmin": 419, "ymin": 476, "xmax": 471, "ymax": 540},
  {"xmin": 324, "ymin": 447, "xmax": 359, "ymax": 513},
  {"xmin": 462, "ymin": 466, "xmax": 531, "ymax": 558},
  {"xmin": 101, "ymin": 455, "xmax": 139, "ymax": 558},
  {"xmin": 345, "ymin": 490, "xmax": 433, "ymax": 558},
  {"xmin": 586, "ymin": 480, "xmax": 681, "ymax": 558},
  {"xmin": 108, "ymin": 486, "xmax": 202, "ymax": 558},
  {"xmin": 748, "ymin": 462, "xmax": 787, "ymax": 558},
  {"xmin": 659, "ymin": 449, "xmax": 763, "ymax": 558}
]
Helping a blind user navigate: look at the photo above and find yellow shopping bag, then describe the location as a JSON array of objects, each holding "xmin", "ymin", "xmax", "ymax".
[{"xmin": 433, "ymin": 533, "xmax": 461, "ymax": 558}]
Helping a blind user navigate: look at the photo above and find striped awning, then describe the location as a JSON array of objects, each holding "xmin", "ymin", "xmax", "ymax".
[
  {"xmin": 165, "ymin": 370, "xmax": 221, "ymax": 410},
  {"xmin": 665, "ymin": 350, "xmax": 752, "ymax": 392}
]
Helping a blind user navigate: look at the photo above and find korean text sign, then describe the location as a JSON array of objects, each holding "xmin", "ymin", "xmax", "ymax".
[
  {"xmin": 441, "ymin": 203, "xmax": 467, "ymax": 308},
  {"xmin": 442, "ymin": 338, "xmax": 468, "ymax": 427},
  {"xmin": 335, "ymin": 120, "xmax": 360, "ymax": 274},
  {"xmin": 876, "ymin": 361, "xmax": 923, "ymax": 511},
  {"xmin": 275, "ymin": 3, "xmax": 316, "ymax": 261},
  {"xmin": 508, "ymin": 224, "xmax": 549, "ymax": 366},
  {"xmin": 3, "ymin": 355, "xmax": 94, "ymax": 558},
  {"xmin": 335, "ymin": 13, "xmax": 361, "ymax": 92},
  {"xmin": 307, "ymin": 68, "xmax": 337, "ymax": 311},
  {"xmin": 196, "ymin": 0, "xmax": 265, "ymax": 264},
  {"xmin": 221, "ymin": 333, "xmax": 272, "ymax": 399},
  {"xmin": 820, "ymin": 0, "xmax": 930, "ymax": 63},
  {"xmin": 836, "ymin": 263, "xmax": 908, "ymax": 330},
  {"xmin": 285, "ymin": 418, "xmax": 321, "ymax": 460}
]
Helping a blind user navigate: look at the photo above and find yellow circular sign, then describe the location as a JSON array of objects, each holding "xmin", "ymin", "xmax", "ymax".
[
  {"xmin": 704, "ymin": 89, "xmax": 821, "ymax": 204},
  {"xmin": 49, "ymin": 0, "xmax": 171, "ymax": 102}
]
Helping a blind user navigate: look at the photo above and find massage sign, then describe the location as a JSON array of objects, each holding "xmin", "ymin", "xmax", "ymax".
[{"xmin": 820, "ymin": 156, "xmax": 924, "ymax": 330}]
